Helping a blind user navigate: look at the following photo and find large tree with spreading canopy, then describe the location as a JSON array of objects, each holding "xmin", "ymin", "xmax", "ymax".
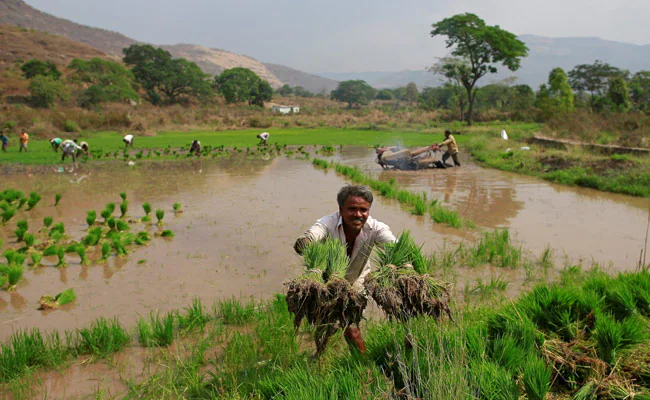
[{"xmin": 430, "ymin": 13, "xmax": 528, "ymax": 125}]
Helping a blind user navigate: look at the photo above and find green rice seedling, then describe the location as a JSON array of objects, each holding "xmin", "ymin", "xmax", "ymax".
[
  {"xmin": 540, "ymin": 245, "xmax": 554, "ymax": 269},
  {"xmin": 215, "ymin": 298, "xmax": 257, "ymax": 325},
  {"xmin": 23, "ymin": 233, "xmax": 35, "ymax": 248},
  {"xmin": 155, "ymin": 209, "xmax": 164, "ymax": 225},
  {"xmin": 0, "ymin": 238, "xmax": 3, "ymax": 250},
  {"xmin": 4, "ymin": 249, "xmax": 16, "ymax": 264},
  {"xmin": 54, "ymin": 193, "xmax": 62, "ymax": 206},
  {"xmin": 56, "ymin": 289, "xmax": 75, "ymax": 305},
  {"xmin": 48, "ymin": 222, "xmax": 65, "ymax": 237},
  {"xmin": 43, "ymin": 216, "xmax": 53, "ymax": 228},
  {"xmin": 86, "ymin": 210, "xmax": 96, "ymax": 227},
  {"xmin": 75, "ymin": 245, "xmax": 89, "ymax": 265},
  {"xmin": 55, "ymin": 246, "xmax": 66, "ymax": 267},
  {"xmin": 111, "ymin": 236, "xmax": 128, "ymax": 256},
  {"xmin": 411, "ymin": 195, "xmax": 427, "ymax": 216},
  {"xmin": 429, "ymin": 200, "xmax": 463, "ymax": 229},
  {"xmin": 100, "ymin": 208, "xmax": 111, "ymax": 222},
  {"xmin": 74, "ymin": 318, "xmax": 130, "ymax": 358},
  {"xmin": 0, "ymin": 329, "xmax": 68, "ymax": 383},
  {"xmin": 105, "ymin": 202, "xmax": 116, "ymax": 215},
  {"xmin": 14, "ymin": 227, "xmax": 26, "ymax": 242},
  {"xmin": 173, "ymin": 202, "xmax": 182, "ymax": 213},
  {"xmin": 26, "ymin": 192, "xmax": 41, "ymax": 210},
  {"xmin": 101, "ymin": 242, "xmax": 111, "ymax": 260},
  {"xmin": 4, "ymin": 264, "xmax": 24, "ymax": 289},
  {"xmin": 177, "ymin": 298, "xmax": 209, "ymax": 330},
  {"xmin": 150, "ymin": 312, "xmax": 175, "ymax": 347},
  {"xmin": 466, "ymin": 275, "xmax": 509, "ymax": 298},
  {"xmin": 39, "ymin": 289, "xmax": 76, "ymax": 309},
  {"xmin": 593, "ymin": 313, "xmax": 625, "ymax": 365},
  {"xmin": 522, "ymin": 357, "xmax": 552, "ymax": 400},
  {"xmin": 116, "ymin": 219, "xmax": 130, "ymax": 232},
  {"xmin": 12, "ymin": 252, "xmax": 26, "ymax": 267},
  {"xmin": 107, "ymin": 217, "xmax": 116, "ymax": 231},
  {"xmin": 160, "ymin": 229, "xmax": 174, "ymax": 237},
  {"xmin": 142, "ymin": 202, "xmax": 151, "ymax": 215},
  {"xmin": 469, "ymin": 360, "xmax": 519, "ymax": 400},
  {"xmin": 120, "ymin": 201, "xmax": 128, "ymax": 217},
  {"xmin": 30, "ymin": 251, "xmax": 42, "ymax": 266},
  {"xmin": 135, "ymin": 231, "xmax": 151, "ymax": 245},
  {"xmin": 312, "ymin": 158, "xmax": 330, "ymax": 169},
  {"xmin": 119, "ymin": 192, "xmax": 127, "ymax": 201},
  {"xmin": 81, "ymin": 227, "xmax": 102, "ymax": 246},
  {"xmin": 16, "ymin": 219, "xmax": 27, "ymax": 231},
  {"xmin": 1, "ymin": 205, "xmax": 17, "ymax": 223}
]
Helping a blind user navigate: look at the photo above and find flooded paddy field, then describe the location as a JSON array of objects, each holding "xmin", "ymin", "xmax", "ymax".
[{"xmin": 1, "ymin": 148, "xmax": 648, "ymax": 344}]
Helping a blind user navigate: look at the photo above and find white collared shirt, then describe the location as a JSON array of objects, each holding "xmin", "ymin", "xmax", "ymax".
[{"xmin": 298, "ymin": 212, "xmax": 396, "ymax": 289}]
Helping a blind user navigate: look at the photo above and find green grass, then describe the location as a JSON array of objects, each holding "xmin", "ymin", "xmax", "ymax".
[
  {"xmin": 137, "ymin": 312, "xmax": 175, "ymax": 347},
  {"xmin": 73, "ymin": 318, "xmax": 130, "ymax": 359}
]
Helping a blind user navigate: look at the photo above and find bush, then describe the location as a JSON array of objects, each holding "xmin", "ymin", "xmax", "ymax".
[
  {"xmin": 62, "ymin": 120, "xmax": 79, "ymax": 133},
  {"xmin": 29, "ymin": 76, "xmax": 69, "ymax": 108}
]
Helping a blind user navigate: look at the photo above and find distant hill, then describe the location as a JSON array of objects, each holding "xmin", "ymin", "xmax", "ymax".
[
  {"xmin": 323, "ymin": 35, "xmax": 650, "ymax": 90},
  {"xmin": 263, "ymin": 63, "xmax": 338, "ymax": 94},
  {"xmin": 0, "ymin": 0, "xmax": 334, "ymax": 91}
]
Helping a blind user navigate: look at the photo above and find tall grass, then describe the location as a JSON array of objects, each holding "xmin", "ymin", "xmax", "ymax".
[
  {"xmin": 137, "ymin": 312, "xmax": 175, "ymax": 347},
  {"xmin": 73, "ymin": 318, "xmax": 130, "ymax": 358}
]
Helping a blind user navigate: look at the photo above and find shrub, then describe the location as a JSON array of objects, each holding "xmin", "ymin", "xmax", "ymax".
[{"xmin": 62, "ymin": 120, "xmax": 79, "ymax": 133}]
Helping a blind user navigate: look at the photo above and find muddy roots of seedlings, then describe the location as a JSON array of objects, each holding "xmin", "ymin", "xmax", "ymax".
[
  {"xmin": 285, "ymin": 275, "xmax": 367, "ymax": 355},
  {"xmin": 365, "ymin": 264, "xmax": 454, "ymax": 322}
]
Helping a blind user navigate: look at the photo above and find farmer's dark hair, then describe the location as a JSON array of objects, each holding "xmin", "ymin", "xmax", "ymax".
[
  {"xmin": 337, "ymin": 185, "xmax": 373, "ymax": 208},
  {"xmin": 444, "ymin": 129, "xmax": 451, "ymax": 136}
]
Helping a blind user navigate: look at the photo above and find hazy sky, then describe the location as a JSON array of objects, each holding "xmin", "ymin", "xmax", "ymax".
[{"xmin": 24, "ymin": 0, "xmax": 650, "ymax": 73}]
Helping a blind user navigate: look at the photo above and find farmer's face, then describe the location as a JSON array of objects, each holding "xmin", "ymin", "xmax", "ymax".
[{"xmin": 340, "ymin": 196, "xmax": 371, "ymax": 232}]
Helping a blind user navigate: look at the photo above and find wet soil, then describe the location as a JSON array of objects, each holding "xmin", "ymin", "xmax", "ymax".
[{"xmin": 1, "ymin": 149, "xmax": 649, "ymax": 398}]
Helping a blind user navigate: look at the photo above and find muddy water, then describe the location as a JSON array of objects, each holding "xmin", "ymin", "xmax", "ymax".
[
  {"xmin": 1, "ymin": 150, "xmax": 648, "ymax": 345},
  {"xmin": 335, "ymin": 147, "xmax": 650, "ymax": 269}
]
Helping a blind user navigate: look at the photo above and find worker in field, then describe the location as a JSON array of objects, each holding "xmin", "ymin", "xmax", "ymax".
[
  {"xmin": 189, "ymin": 140, "xmax": 201, "ymax": 156},
  {"xmin": 50, "ymin": 137, "xmax": 63, "ymax": 152},
  {"xmin": 19, "ymin": 129, "xmax": 29, "ymax": 152},
  {"xmin": 61, "ymin": 139, "xmax": 83, "ymax": 163},
  {"xmin": 257, "ymin": 132, "xmax": 270, "ymax": 145},
  {"xmin": 0, "ymin": 132, "xmax": 8, "ymax": 152},
  {"xmin": 294, "ymin": 185, "xmax": 396, "ymax": 354},
  {"xmin": 73, "ymin": 139, "xmax": 90, "ymax": 156},
  {"xmin": 123, "ymin": 134, "xmax": 134, "ymax": 148},
  {"xmin": 439, "ymin": 130, "xmax": 460, "ymax": 167}
]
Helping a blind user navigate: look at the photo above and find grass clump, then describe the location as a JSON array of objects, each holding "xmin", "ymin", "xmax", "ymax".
[
  {"xmin": 155, "ymin": 208, "xmax": 165, "ymax": 225},
  {"xmin": 73, "ymin": 318, "xmax": 130, "ymax": 359},
  {"xmin": 137, "ymin": 312, "xmax": 175, "ymax": 347},
  {"xmin": 160, "ymin": 229, "xmax": 174, "ymax": 237},
  {"xmin": 26, "ymin": 192, "xmax": 41, "ymax": 210},
  {"xmin": 141, "ymin": 202, "xmax": 152, "ymax": 222},
  {"xmin": 30, "ymin": 251, "xmax": 42, "ymax": 266},
  {"xmin": 85, "ymin": 210, "xmax": 96, "ymax": 227},
  {"xmin": 120, "ymin": 201, "xmax": 128, "ymax": 218},
  {"xmin": 54, "ymin": 193, "xmax": 62, "ymax": 206},
  {"xmin": 43, "ymin": 216, "xmax": 53, "ymax": 228},
  {"xmin": 173, "ymin": 202, "xmax": 182, "ymax": 213}
]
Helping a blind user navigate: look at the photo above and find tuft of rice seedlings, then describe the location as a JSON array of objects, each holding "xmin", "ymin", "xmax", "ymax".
[
  {"xmin": 30, "ymin": 251, "xmax": 42, "ymax": 266},
  {"xmin": 160, "ymin": 229, "xmax": 174, "ymax": 237},
  {"xmin": 100, "ymin": 208, "xmax": 111, "ymax": 222},
  {"xmin": 43, "ymin": 245, "xmax": 66, "ymax": 267},
  {"xmin": 173, "ymin": 202, "xmax": 182, "ymax": 213},
  {"xmin": 138, "ymin": 312, "xmax": 175, "ymax": 347},
  {"xmin": 141, "ymin": 202, "xmax": 152, "ymax": 222},
  {"xmin": 74, "ymin": 318, "xmax": 130, "ymax": 358},
  {"xmin": 54, "ymin": 193, "xmax": 62, "ymax": 206},
  {"xmin": 540, "ymin": 245, "xmax": 554, "ymax": 269},
  {"xmin": 26, "ymin": 192, "xmax": 41, "ymax": 210},
  {"xmin": 120, "ymin": 201, "xmax": 128, "ymax": 218},
  {"xmin": 82, "ymin": 227, "xmax": 103, "ymax": 246},
  {"xmin": 0, "ymin": 329, "xmax": 68, "ymax": 383},
  {"xmin": 107, "ymin": 217, "xmax": 117, "ymax": 231},
  {"xmin": 101, "ymin": 242, "xmax": 111, "ymax": 260},
  {"xmin": 75, "ymin": 245, "xmax": 89, "ymax": 265},
  {"xmin": 14, "ymin": 227, "xmax": 26, "ymax": 242},
  {"xmin": 116, "ymin": 219, "xmax": 130, "ymax": 232},
  {"xmin": 86, "ymin": 210, "xmax": 96, "ymax": 227},
  {"xmin": 43, "ymin": 216, "xmax": 53, "ymax": 228},
  {"xmin": 16, "ymin": 219, "xmax": 28, "ymax": 231},
  {"xmin": 135, "ymin": 231, "xmax": 151, "ymax": 245},
  {"xmin": 155, "ymin": 209, "xmax": 165, "ymax": 225},
  {"xmin": 111, "ymin": 236, "xmax": 128, "ymax": 256},
  {"xmin": 119, "ymin": 192, "xmax": 127, "ymax": 201},
  {"xmin": 411, "ymin": 195, "xmax": 427, "ymax": 216},
  {"xmin": 215, "ymin": 298, "xmax": 257, "ymax": 325},
  {"xmin": 522, "ymin": 357, "xmax": 552, "ymax": 400},
  {"xmin": 4, "ymin": 249, "xmax": 17, "ymax": 264},
  {"xmin": 177, "ymin": 298, "xmax": 209, "ymax": 330},
  {"xmin": 23, "ymin": 233, "xmax": 35, "ymax": 248},
  {"xmin": 48, "ymin": 222, "xmax": 65, "ymax": 238},
  {"xmin": 1, "ymin": 205, "xmax": 17, "ymax": 223},
  {"xmin": 5, "ymin": 264, "xmax": 24, "ymax": 288}
]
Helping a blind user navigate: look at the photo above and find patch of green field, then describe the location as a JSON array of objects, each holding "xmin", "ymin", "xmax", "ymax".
[{"xmin": 0, "ymin": 124, "xmax": 538, "ymax": 165}]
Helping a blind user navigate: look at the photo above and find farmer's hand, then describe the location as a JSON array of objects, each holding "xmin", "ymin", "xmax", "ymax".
[{"xmin": 293, "ymin": 237, "xmax": 311, "ymax": 255}]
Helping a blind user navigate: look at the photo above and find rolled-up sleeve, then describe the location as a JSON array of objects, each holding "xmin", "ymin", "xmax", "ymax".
[{"xmin": 294, "ymin": 219, "xmax": 330, "ymax": 254}]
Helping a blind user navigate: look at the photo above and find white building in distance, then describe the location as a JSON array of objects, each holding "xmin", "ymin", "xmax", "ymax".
[{"xmin": 271, "ymin": 105, "xmax": 300, "ymax": 114}]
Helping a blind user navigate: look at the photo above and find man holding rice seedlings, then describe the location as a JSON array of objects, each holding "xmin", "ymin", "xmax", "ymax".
[{"xmin": 294, "ymin": 185, "xmax": 396, "ymax": 353}]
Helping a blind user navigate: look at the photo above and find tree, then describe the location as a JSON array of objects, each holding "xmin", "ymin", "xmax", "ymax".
[
  {"xmin": 511, "ymin": 84, "xmax": 535, "ymax": 111},
  {"xmin": 535, "ymin": 67, "xmax": 574, "ymax": 118},
  {"xmin": 293, "ymin": 86, "xmax": 314, "ymax": 98},
  {"xmin": 568, "ymin": 60, "xmax": 628, "ymax": 110},
  {"xmin": 430, "ymin": 13, "xmax": 528, "ymax": 125},
  {"xmin": 276, "ymin": 84, "xmax": 293, "ymax": 97},
  {"xmin": 607, "ymin": 76, "xmax": 632, "ymax": 111},
  {"xmin": 630, "ymin": 71, "xmax": 650, "ymax": 113},
  {"xmin": 67, "ymin": 58, "xmax": 139, "ymax": 108},
  {"xmin": 429, "ymin": 57, "xmax": 469, "ymax": 120},
  {"xmin": 214, "ymin": 67, "xmax": 273, "ymax": 107},
  {"xmin": 404, "ymin": 82, "xmax": 418, "ymax": 104},
  {"xmin": 330, "ymin": 80, "xmax": 375, "ymax": 108},
  {"xmin": 418, "ymin": 85, "xmax": 456, "ymax": 111},
  {"xmin": 375, "ymin": 89, "xmax": 394, "ymax": 100},
  {"xmin": 123, "ymin": 44, "xmax": 212, "ymax": 105},
  {"xmin": 28, "ymin": 75, "xmax": 69, "ymax": 108},
  {"xmin": 21, "ymin": 60, "xmax": 61, "ymax": 80}
]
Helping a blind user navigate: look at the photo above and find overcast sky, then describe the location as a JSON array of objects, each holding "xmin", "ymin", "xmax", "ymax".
[{"xmin": 24, "ymin": 0, "xmax": 650, "ymax": 74}]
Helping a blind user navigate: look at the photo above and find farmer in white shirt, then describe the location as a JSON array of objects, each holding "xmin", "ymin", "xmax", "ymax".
[
  {"xmin": 123, "ymin": 134, "xmax": 134, "ymax": 148},
  {"xmin": 256, "ymin": 132, "xmax": 270, "ymax": 145},
  {"xmin": 61, "ymin": 139, "xmax": 83, "ymax": 163},
  {"xmin": 294, "ymin": 185, "xmax": 396, "ymax": 353}
]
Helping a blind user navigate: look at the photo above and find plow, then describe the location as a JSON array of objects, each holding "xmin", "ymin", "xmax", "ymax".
[{"xmin": 376, "ymin": 144, "xmax": 447, "ymax": 170}]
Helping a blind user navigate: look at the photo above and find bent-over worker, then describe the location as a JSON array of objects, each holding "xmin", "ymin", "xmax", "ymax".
[
  {"xmin": 439, "ymin": 130, "xmax": 460, "ymax": 167},
  {"xmin": 61, "ymin": 139, "xmax": 83, "ymax": 163},
  {"xmin": 294, "ymin": 185, "xmax": 396, "ymax": 353}
]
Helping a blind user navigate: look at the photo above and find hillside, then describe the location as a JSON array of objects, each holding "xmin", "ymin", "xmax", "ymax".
[
  {"xmin": 0, "ymin": 24, "xmax": 111, "ymax": 67},
  {"xmin": 322, "ymin": 35, "xmax": 650, "ymax": 89},
  {"xmin": 263, "ymin": 63, "xmax": 338, "ymax": 94},
  {"xmin": 0, "ymin": 0, "xmax": 334, "ymax": 92}
]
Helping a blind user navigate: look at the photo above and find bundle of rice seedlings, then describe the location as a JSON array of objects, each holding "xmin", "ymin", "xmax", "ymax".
[
  {"xmin": 141, "ymin": 202, "xmax": 152, "ymax": 222},
  {"xmin": 101, "ymin": 242, "xmax": 111, "ymax": 260},
  {"xmin": 43, "ymin": 216, "xmax": 53, "ymax": 228},
  {"xmin": 285, "ymin": 239, "xmax": 367, "ymax": 354},
  {"xmin": 44, "ymin": 245, "xmax": 67, "ymax": 267},
  {"xmin": 82, "ymin": 227, "xmax": 103, "ymax": 246},
  {"xmin": 156, "ymin": 209, "xmax": 165, "ymax": 225},
  {"xmin": 39, "ymin": 288, "xmax": 76, "ymax": 310},
  {"xmin": 120, "ymin": 201, "xmax": 128, "ymax": 218},
  {"xmin": 160, "ymin": 229, "xmax": 174, "ymax": 237},
  {"xmin": 54, "ymin": 193, "xmax": 62, "ymax": 206},
  {"xmin": 0, "ymin": 264, "xmax": 24, "ymax": 291},
  {"xmin": 173, "ymin": 202, "xmax": 182, "ymax": 213},
  {"xmin": 135, "ymin": 231, "xmax": 151, "ymax": 245},
  {"xmin": 23, "ymin": 233, "xmax": 35, "ymax": 248},
  {"xmin": 365, "ymin": 231, "xmax": 453, "ymax": 322},
  {"xmin": 1, "ymin": 204, "xmax": 17, "ymax": 223},
  {"xmin": 119, "ymin": 192, "xmax": 127, "ymax": 201},
  {"xmin": 30, "ymin": 252, "xmax": 43, "ymax": 266},
  {"xmin": 116, "ymin": 220, "xmax": 130, "ymax": 232}
]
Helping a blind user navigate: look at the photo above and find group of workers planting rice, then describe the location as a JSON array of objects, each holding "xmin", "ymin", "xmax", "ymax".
[{"xmin": 290, "ymin": 185, "xmax": 452, "ymax": 355}]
